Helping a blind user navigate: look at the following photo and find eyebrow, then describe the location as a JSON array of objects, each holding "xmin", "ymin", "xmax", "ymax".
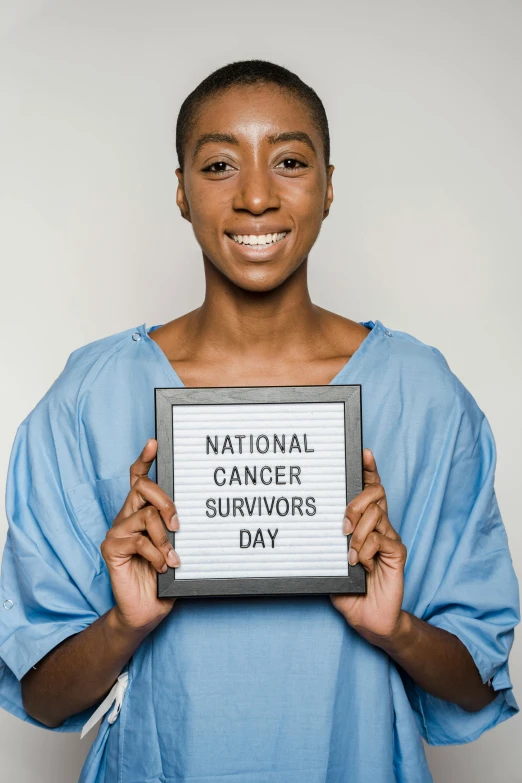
[{"xmin": 192, "ymin": 130, "xmax": 317, "ymax": 162}]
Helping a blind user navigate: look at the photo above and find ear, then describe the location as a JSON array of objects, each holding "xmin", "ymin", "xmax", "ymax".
[
  {"xmin": 175, "ymin": 168, "xmax": 191, "ymax": 222},
  {"xmin": 323, "ymin": 164, "xmax": 334, "ymax": 219}
]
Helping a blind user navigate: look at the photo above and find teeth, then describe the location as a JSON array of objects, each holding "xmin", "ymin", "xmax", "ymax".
[{"xmin": 230, "ymin": 232, "xmax": 288, "ymax": 246}]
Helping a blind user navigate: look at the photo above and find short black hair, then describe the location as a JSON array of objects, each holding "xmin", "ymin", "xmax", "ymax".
[{"xmin": 176, "ymin": 59, "xmax": 330, "ymax": 172}]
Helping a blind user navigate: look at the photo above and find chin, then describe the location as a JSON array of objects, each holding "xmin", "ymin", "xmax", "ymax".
[
  {"xmin": 202, "ymin": 240, "xmax": 307, "ymax": 293},
  {"xmin": 225, "ymin": 262, "xmax": 302, "ymax": 294}
]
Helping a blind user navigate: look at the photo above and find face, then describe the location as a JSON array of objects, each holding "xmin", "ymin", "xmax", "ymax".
[{"xmin": 175, "ymin": 84, "xmax": 334, "ymax": 292}]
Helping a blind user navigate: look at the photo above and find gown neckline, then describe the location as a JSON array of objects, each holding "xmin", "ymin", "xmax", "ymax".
[{"xmin": 139, "ymin": 319, "xmax": 385, "ymax": 388}]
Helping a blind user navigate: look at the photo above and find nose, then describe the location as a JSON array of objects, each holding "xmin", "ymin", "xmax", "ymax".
[{"xmin": 232, "ymin": 163, "xmax": 281, "ymax": 215}]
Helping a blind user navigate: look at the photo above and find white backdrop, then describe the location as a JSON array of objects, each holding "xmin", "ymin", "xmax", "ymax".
[{"xmin": 0, "ymin": 1, "xmax": 521, "ymax": 780}]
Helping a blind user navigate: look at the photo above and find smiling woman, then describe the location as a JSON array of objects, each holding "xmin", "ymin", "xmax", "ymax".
[
  {"xmin": 0, "ymin": 59, "xmax": 519, "ymax": 783},
  {"xmin": 169, "ymin": 66, "xmax": 335, "ymax": 307}
]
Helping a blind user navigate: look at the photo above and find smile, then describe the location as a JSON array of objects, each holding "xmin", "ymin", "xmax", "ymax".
[{"xmin": 226, "ymin": 232, "xmax": 289, "ymax": 246}]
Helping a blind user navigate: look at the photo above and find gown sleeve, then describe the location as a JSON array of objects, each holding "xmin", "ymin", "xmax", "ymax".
[
  {"xmin": 402, "ymin": 377, "xmax": 520, "ymax": 745},
  {"xmin": 0, "ymin": 363, "xmax": 114, "ymax": 731}
]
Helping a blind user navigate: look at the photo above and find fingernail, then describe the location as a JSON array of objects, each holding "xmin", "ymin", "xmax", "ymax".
[
  {"xmin": 348, "ymin": 547, "xmax": 358, "ymax": 566},
  {"xmin": 160, "ymin": 563, "xmax": 168, "ymax": 573},
  {"xmin": 167, "ymin": 549, "xmax": 180, "ymax": 567},
  {"xmin": 343, "ymin": 517, "xmax": 353, "ymax": 535},
  {"xmin": 169, "ymin": 513, "xmax": 180, "ymax": 531}
]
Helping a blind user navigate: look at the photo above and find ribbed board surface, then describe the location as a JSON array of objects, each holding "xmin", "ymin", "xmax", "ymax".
[{"xmin": 172, "ymin": 402, "xmax": 349, "ymax": 580}]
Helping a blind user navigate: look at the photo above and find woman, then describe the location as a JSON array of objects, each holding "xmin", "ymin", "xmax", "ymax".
[{"xmin": 0, "ymin": 59, "xmax": 519, "ymax": 783}]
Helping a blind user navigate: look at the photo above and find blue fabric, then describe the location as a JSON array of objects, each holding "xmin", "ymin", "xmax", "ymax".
[{"xmin": 0, "ymin": 320, "xmax": 519, "ymax": 783}]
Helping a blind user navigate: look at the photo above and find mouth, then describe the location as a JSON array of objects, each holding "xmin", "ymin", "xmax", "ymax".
[{"xmin": 225, "ymin": 231, "xmax": 290, "ymax": 259}]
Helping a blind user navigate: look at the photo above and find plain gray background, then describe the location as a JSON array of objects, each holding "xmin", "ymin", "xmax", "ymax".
[{"xmin": 1, "ymin": 1, "xmax": 521, "ymax": 780}]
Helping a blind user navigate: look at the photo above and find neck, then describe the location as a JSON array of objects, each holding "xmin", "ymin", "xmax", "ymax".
[{"xmin": 187, "ymin": 256, "xmax": 323, "ymax": 362}]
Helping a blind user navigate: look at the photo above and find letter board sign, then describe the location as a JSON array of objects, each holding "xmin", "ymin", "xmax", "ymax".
[{"xmin": 155, "ymin": 385, "xmax": 365, "ymax": 597}]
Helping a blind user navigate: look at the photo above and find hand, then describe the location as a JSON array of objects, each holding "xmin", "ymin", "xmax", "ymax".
[
  {"xmin": 101, "ymin": 438, "xmax": 180, "ymax": 632},
  {"xmin": 330, "ymin": 448, "xmax": 407, "ymax": 645}
]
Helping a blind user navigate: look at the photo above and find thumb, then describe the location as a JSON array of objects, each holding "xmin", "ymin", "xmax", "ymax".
[
  {"xmin": 129, "ymin": 438, "xmax": 157, "ymax": 487},
  {"xmin": 363, "ymin": 447, "xmax": 381, "ymax": 486}
]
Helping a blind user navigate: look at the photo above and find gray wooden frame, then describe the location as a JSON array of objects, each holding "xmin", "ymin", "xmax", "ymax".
[{"xmin": 155, "ymin": 385, "xmax": 366, "ymax": 598}]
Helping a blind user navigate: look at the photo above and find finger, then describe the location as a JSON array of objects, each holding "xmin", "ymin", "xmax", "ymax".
[
  {"xmin": 363, "ymin": 448, "xmax": 381, "ymax": 487},
  {"xmin": 108, "ymin": 506, "xmax": 181, "ymax": 568},
  {"xmin": 343, "ymin": 483, "xmax": 387, "ymax": 534},
  {"xmin": 140, "ymin": 505, "xmax": 181, "ymax": 568},
  {"xmin": 126, "ymin": 438, "xmax": 179, "ymax": 529},
  {"xmin": 348, "ymin": 504, "xmax": 400, "ymax": 562},
  {"xmin": 354, "ymin": 531, "xmax": 407, "ymax": 572},
  {"xmin": 129, "ymin": 439, "xmax": 157, "ymax": 489},
  {"xmin": 102, "ymin": 533, "xmax": 180, "ymax": 573},
  {"xmin": 117, "ymin": 475, "xmax": 179, "ymax": 532}
]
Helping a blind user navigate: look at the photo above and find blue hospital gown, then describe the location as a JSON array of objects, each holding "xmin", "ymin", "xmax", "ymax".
[{"xmin": 0, "ymin": 320, "xmax": 519, "ymax": 783}]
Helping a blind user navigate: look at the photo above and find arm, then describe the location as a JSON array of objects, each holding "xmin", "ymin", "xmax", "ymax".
[
  {"xmin": 331, "ymin": 449, "xmax": 495, "ymax": 713},
  {"xmin": 376, "ymin": 610, "xmax": 495, "ymax": 712},
  {"xmin": 21, "ymin": 439, "xmax": 180, "ymax": 728},
  {"xmin": 22, "ymin": 607, "xmax": 151, "ymax": 728}
]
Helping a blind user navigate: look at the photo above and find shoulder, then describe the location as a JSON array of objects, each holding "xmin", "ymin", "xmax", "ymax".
[
  {"xmin": 61, "ymin": 324, "xmax": 142, "ymax": 381},
  {"xmin": 22, "ymin": 324, "xmax": 145, "ymax": 426},
  {"xmin": 378, "ymin": 321, "xmax": 453, "ymax": 375},
  {"xmin": 376, "ymin": 321, "xmax": 482, "ymax": 421}
]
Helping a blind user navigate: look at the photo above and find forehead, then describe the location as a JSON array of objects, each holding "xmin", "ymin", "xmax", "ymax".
[{"xmin": 189, "ymin": 84, "xmax": 320, "ymax": 149}]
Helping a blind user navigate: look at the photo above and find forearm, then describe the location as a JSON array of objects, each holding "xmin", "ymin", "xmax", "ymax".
[
  {"xmin": 21, "ymin": 607, "xmax": 153, "ymax": 728},
  {"xmin": 372, "ymin": 610, "xmax": 496, "ymax": 712}
]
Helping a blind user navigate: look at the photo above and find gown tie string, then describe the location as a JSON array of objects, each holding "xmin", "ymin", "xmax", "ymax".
[{"xmin": 81, "ymin": 671, "xmax": 129, "ymax": 739}]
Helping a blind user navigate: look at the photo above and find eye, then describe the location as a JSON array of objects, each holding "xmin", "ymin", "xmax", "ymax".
[
  {"xmin": 275, "ymin": 158, "xmax": 308, "ymax": 172},
  {"xmin": 202, "ymin": 161, "xmax": 234, "ymax": 175}
]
